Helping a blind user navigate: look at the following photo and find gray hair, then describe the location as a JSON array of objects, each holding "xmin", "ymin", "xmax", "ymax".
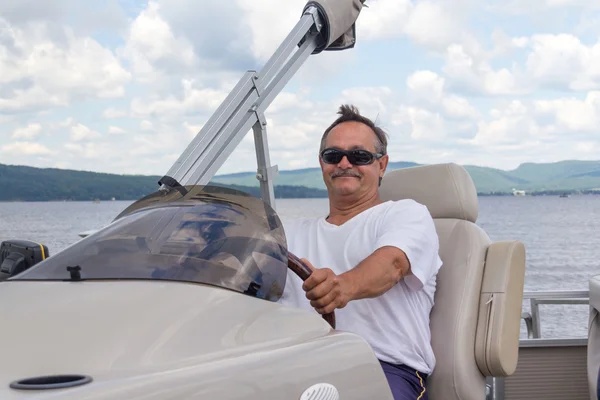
[{"xmin": 319, "ymin": 104, "xmax": 388, "ymax": 154}]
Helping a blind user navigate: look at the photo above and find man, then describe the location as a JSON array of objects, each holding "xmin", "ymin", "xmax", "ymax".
[{"xmin": 278, "ymin": 104, "xmax": 442, "ymax": 400}]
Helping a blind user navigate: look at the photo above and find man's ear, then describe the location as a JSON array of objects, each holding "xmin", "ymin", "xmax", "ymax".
[
  {"xmin": 378, "ymin": 154, "xmax": 389, "ymax": 186},
  {"xmin": 379, "ymin": 154, "xmax": 389, "ymax": 175}
]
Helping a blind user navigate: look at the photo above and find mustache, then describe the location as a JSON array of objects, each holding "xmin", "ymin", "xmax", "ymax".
[{"xmin": 331, "ymin": 170, "xmax": 361, "ymax": 178}]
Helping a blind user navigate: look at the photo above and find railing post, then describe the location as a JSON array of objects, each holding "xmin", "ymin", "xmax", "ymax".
[
  {"xmin": 522, "ymin": 312, "xmax": 534, "ymax": 339},
  {"xmin": 486, "ymin": 377, "xmax": 505, "ymax": 400},
  {"xmin": 530, "ymin": 298, "xmax": 541, "ymax": 338}
]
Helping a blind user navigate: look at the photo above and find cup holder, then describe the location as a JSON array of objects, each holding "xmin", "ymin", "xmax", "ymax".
[{"xmin": 9, "ymin": 374, "xmax": 92, "ymax": 390}]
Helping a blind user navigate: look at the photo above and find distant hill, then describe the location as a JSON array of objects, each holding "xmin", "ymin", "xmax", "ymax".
[
  {"xmin": 211, "ymin": 161, "xmax": 421, "ymax": 189},
  {"xmin": 0, "ymin": 164, "xmax": 158, "ymax": 202},
  {"xmin": 0, "ymin": 163, "xmax": 326, "ymax": 202},
  {"xmin": 212, "ymin": 160, "xmax": 600, "ymax": 195},
  {"xmin": 1, "ymin": 160, "xmax": 600, "ymax": 202}
]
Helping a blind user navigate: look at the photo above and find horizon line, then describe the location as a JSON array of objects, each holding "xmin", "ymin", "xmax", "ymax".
[{"xmin": 2, "ymin": 159, "xmax": 600, "ymax": 178}]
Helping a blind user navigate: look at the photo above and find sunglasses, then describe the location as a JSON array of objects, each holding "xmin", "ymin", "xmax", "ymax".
[{"xmin": 320, "ymin": 148, "xmax": 384, "ymax": 166}]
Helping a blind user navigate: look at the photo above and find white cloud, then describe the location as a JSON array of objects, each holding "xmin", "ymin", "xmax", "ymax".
[
  {"xmin": 1, "ymin": 141, "xmax": 53, "ymax": 155},
  {"xmin": 130, "ymin": 130, "xmax": 183, "ymax": 157},
  {"xmin": 544, "ymin": 0, "xmax": 600, "ymax": 7},
  {"xmin": 70, "ymin": 123, "xmax": 101, "ymax": 141},
  {"xmin": 443, "ymin": 44, "xmax": 529, "ymax": 96},
  {"xmin": 403, "ymin": 1, "xmax": 465, "ymax": 51},
  {"xmin": 140, "ymin": 120, "xmax": 153, "ymax": 131},
  {"xmin": 472, "ymin": 101, "xmax": 543, "ymax": 146},
  {"xmin": 442, "ymin": 33, "xmax": 600, "ymax": 96},
  {"xmin": 236, "ymin": 0, "xmax": 306, "ymax": 62},
  {"xmin": 406, "ymin": 70, "xmax": 480, "ymax": 120},
  {"xmin": 525, "ymin": 34, "xmax": 600, "ymax": 91},
  {"xmin": 442, "ymin": 95, "xmax": 480, "ymax": 120},
  {"xmin": 574, "ymin": 141, "xmax": 600, "ymax": 154},
  {"xmin": 120, "ymin": 1, "xmax": 197, "ymax": 84},
  {"xmin": 0, "ymin": 18, "xmax": 130, "ymax": 113},
  {"xmin": 463, "ymin": 94, "xmax": 600, "ymax": 165},
  {"xmin": 12, "ymin": 123, "xmax": 42, "ymax": 139},
  {"xmin": 266, "ymin": 119, "xmax": 320, "ymax": 151},
  {"xmin": 407, "ymin": 70, "xmax": 444, "ymax": 104},
  {"xmin": 356, "ymin": 0, "xmax": 478, "ymax": 55},
  {"xmin": 490, "ymin": 0, "xmax": 600, "ymax": 14},
  {"xmin": 357, "ymin": 0, "xmax": 413, "ymax": 41},
  {"xmin": 393, "ymin": 106, "xmax": 448, "ymax": 141},
  {"xmin": 0, "ymin": 86, "xmax": 66, "ymax": 113},
  {"xmin": 64, "ymin": 142, "xmax": 105, "ymax": 160},
  {"xmin": 534, "ymin": 91, "xmax": 600, "ymax": 132},
  {"xmin": 130, "ymin": 79, "xmax": 229, "ymax": 119},
  {"xmin": 108, "ymin": 126, "xmax": 127, "ymax": 135},
  {"xmin": 269, "ymin": 91, "xmax": 314, "ymax": 113},
  {"xmin": 103, "ymin": 108, "xmax": 128, "ymax": 119},
  {"xmin": 488, "ymin": 29, "xmax": 530, "ymax": 59}
]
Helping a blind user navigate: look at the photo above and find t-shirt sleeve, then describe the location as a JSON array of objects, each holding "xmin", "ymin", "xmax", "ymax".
[{"xmin": 374, "ymin": 200, "xmax": 442, "ymax": 291}]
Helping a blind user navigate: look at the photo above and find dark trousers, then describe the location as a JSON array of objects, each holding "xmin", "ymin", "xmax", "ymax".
[{"xmin": 379, "ymin": 360, "xmax": 428, "ymax": 400}]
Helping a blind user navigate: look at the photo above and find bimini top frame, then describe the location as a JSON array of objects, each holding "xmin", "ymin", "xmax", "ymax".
[{"xmin": 157, "ymin": 0, "xmax": 366, "ymax": 209}]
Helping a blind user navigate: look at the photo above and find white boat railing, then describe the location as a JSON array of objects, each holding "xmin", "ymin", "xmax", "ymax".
[{"xmin": 521, "ymin": 289, "xmax": 590, "ymax": 339}]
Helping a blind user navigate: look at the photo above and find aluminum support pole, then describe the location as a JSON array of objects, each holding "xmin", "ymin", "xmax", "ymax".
[{"xmin": 159, "ymin": 6, "xmax": 323, "ymax": 208}]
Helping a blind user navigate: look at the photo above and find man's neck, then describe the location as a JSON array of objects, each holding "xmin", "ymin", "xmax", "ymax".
[{"xmin": 326, "ymin": 192, "xmax": 383, "ymax": 226}]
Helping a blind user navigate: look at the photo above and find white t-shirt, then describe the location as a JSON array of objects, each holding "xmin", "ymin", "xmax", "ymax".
[{"xmin": 277, "ymin": 199, "xmax": 443, "ymax": 374}]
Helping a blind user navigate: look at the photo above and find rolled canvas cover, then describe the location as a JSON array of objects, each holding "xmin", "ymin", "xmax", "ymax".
[{"xmin": 303, "ymin": 0, "xmax": 365, "ymax": 53}]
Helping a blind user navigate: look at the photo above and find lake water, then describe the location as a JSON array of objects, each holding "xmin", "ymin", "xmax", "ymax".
[{"xmin": 1, "ymin": 195, "xmax": 598, "ymax": 339}]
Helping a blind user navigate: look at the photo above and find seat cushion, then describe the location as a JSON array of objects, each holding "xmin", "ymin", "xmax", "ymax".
[{"xmin": 428, "ymin": 219, "xmax": 491, "ymax": 400}]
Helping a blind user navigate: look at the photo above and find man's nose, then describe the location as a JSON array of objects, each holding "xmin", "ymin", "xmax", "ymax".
[{"xmin": 338, "ymin": 155, "xmax": 352, "ymax": 168}]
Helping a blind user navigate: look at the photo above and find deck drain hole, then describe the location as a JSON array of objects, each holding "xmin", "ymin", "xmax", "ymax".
[{"xmin": 10, "ymin": 374, "xmax": 92, "ymax": 390}]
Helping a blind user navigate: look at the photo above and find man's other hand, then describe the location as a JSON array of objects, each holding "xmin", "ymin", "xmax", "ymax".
[{"xmin": 301, "ymin": 258, "xmax": 354, "ymax": 314}]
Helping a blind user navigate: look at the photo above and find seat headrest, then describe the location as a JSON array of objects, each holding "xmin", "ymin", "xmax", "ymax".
[{"xmin": 379, "ymin": 163, "xmax": 478, "ymax": 223}]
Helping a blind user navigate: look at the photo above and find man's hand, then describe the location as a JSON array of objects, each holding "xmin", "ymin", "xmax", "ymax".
[
  {"xmin": 301, "ymin": 258, "xmax": 355, "ymax": 315},
  {"xmin": 299, "ymin": 247, "xmax": 410, "ymax": 314}
]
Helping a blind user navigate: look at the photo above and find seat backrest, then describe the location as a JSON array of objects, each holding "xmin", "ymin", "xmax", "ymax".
[{"xmin": 380, "ymin": 163, "xmax": 526, "ymax": 400}]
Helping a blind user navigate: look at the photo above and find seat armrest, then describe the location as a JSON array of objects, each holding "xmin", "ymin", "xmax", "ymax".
[{"xmin": 475, "ymin": 241, "xmax": 526, "ymax": 377}]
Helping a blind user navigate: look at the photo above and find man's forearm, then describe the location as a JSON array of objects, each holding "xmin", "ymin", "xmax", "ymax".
[{"xmin": 341, "ymin": 246, "xmax": 411, "ymax": 300}]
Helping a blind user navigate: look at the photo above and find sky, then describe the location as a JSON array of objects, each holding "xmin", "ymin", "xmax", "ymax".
[{"xmin": 1, "ymin": 0, "xmax": 600, "ymax": 179}]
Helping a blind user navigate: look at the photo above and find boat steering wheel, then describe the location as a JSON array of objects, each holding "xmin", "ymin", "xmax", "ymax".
[
  {"xmin": 287, "ymin": 252, "xmax": 336, "ymax": 329},
  {"xmin": 192, "ymin": 236, "xmax": 336, "ymax": 329}
]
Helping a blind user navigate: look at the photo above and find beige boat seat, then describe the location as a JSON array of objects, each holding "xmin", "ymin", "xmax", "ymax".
[
  {"xmin": 379, "ymin": 163, "xmax": 526, "ymax": 400},
  {"xmin": 589, "ymin": 274, "xmax": 600, "ymax": 400}
]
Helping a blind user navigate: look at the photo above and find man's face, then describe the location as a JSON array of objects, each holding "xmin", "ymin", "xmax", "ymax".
[{"xmin": 319, "ymin": 121, "xmax": 388, "ymax": 199}]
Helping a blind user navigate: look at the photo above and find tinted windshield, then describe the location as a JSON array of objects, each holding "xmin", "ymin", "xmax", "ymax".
[{"xmin": 10, "ymin": 185, "xmax": 288, "ymax": 301}]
